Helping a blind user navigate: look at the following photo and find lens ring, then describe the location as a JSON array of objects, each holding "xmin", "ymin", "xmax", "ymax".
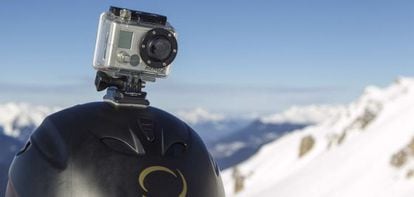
[
  {"xmin": 140, "ymin": 28, "xmax": 178, "ymax": 68},
  {"xmin": 146, "ymin": 37, "xmax": 172, "ymax": 61}
]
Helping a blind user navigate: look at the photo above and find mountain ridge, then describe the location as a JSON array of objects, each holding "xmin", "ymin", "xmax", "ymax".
[{"xmin": 222, "ymin": 77, "xmax": 414, "ymax": 197}]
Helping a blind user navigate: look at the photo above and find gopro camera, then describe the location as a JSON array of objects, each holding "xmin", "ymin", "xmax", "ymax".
[{"xmin": 93, "ymin": 7, "xmax": 178, "ymax": 82}]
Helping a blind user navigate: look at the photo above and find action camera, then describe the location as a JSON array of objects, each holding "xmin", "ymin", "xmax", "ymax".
[{"xmin": 93, "ymin": 6, "xmax": 178, "ymax": 82}]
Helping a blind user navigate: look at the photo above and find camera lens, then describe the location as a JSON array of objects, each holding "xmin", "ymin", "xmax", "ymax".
[
  {"xmin": 140, "ymin": 28, "xmax": 178, "ymax": 68},
  {"xmin": 147, "ymin": 37, "xmax": 172, "ymax": 61}
]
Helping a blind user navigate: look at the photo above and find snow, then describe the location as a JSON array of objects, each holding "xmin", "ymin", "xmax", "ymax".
[
  {"xmin": 261, "ymin": 105, "xmax": 346, "ymax": 125},
  {"xmin": 0, "ymin": 102, "xmax": 58, "ymax": 138},
  {"xmin": 222, "ymin": 77, "xmax": 414, "ymax": 197},
  {"xmin": 175, "ymin": 107, "xmax": 225, "ymax": 124},
  {"xmin": 214, "ymin": 142, "xmax": 247, "ymax": 157}
]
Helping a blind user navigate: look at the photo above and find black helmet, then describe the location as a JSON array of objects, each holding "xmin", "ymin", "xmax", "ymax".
[{"xmin": 7, "ymin": 102, "xmax": 225, "ymax": 197}]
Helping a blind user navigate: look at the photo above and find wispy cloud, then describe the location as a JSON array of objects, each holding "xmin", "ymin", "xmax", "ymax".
[
  {"xmin": 0, "ymin": 79, "xmax": 355, "ymax": 114},
  {"xmin": 147, "ymin": 80, "xmax": 353, "ymax": 113},
  {"xmin": 0, "ymin": 82, "xmax": 88, "ymax": 93},
  {"xmin": 0, "ymin": 81, "xmax": 100, "ymax": 107}
]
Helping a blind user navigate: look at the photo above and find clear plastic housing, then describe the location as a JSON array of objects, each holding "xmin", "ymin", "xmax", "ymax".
[
  {"xmin": 93, "ymin": 13, "xmax": 112, "ymax": 70},
  {"xmin": 92, "ymin": 11, "xmax": 176, "ymax": 82}
]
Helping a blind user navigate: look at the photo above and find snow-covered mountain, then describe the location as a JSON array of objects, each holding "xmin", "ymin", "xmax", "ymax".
[
  {"xmin": 209, "ymin": 120, "xmax": 309, "ymax": 169},
  {"xmin": 175, "ymin": 108, "xmax": 249, "ymax": 142},
  {"xmin": 5, "ymin": 81, "xmax": 412, "ymax": 197},
  {"xmin": 0, "ymin": 103, "xmax": 57, "ymax": 196},
  {"xmin": 0, "ymin": 103, "xmax": 58, "ymax": 141},
  {"xmin": 175, "ymin": 107, "xmax": 227, "ymax": 125},
  {"xmin": 261, "ymin": 105, "xmax": 345, "ymax": 124},
  {"xmin": 222, "ymin": 78, "xmax": 414, "ymax": 197},
  {"xmin": 176, "ymin": 106, "xmax": 343, "ymax": 170}
]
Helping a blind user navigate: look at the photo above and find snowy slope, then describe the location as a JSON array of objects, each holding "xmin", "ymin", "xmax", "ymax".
[
  {"xmin": 223, "ymin": 78, "xmax": 414, "ymax": 197},
  {"xmin": 209, "ymin": 120, "xmax": 309, "ymax": 170}
]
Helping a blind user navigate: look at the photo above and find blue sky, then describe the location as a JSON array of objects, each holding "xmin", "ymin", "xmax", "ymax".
[{"xmin": 1, "ymin": 1, "xmax": 414, "ymax": 114}]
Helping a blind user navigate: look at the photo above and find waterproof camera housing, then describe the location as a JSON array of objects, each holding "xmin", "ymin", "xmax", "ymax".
[{"xmin": 93, "ymin": 6, "xmax": 178, "ymax": 82}]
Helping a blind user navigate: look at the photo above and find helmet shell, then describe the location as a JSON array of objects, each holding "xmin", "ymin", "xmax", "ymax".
[{"xmin": 7, "ymin": 102, "xmax": 225, "ymax": 197}]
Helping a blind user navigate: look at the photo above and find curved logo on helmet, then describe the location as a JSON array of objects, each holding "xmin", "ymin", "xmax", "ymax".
[{"xmin": 138, "ymin": 166, "xmax": 187, "ymax": 197}]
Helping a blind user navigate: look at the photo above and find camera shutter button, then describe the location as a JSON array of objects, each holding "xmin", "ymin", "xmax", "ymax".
[{"xmin": 130, "ymin": 55, "xmax": 140, "ymax": 66}]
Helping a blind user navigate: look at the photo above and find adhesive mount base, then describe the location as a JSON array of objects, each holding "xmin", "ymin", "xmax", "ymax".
[{"xmin": 104, "ymin": 87, "xmax": 150, "ymax": 107}]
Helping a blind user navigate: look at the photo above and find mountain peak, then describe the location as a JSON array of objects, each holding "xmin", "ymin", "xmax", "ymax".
[{"xmin": 222, "ymin": 77, "xmax": 414, "ymax": 197}]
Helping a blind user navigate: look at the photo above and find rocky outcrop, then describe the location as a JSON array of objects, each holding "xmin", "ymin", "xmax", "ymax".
[
  {"xmin": 390, "ymin": 137, "xmax": 414, "ymax": 180},
  {"xmin": 231, "ymin": 167, "xmax": 246, "ymax": 194},
  {"xmin": 406, "ymin": 169, "xmax": 414, "ymax": 179},
  {"xmin": 390, "ymin": 150, "xmax": 408, "ymax": 168},
  {"xmin": 299, "ymin": 135, "xmax": 315, "ymax": 157}
]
